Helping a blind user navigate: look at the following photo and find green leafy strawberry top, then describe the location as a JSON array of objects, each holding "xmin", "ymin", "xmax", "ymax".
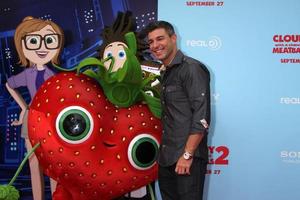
[{"xmin": 75, "ymin": 32, "xmax": 161, "ymax": 118}]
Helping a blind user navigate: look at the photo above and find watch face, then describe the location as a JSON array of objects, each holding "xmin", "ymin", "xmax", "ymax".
[
  {"xmin": 183, "ymin": 152, "xmax": 191, "ymax": 160},
  {"xmin": 183, "ymin": 153, "xmax": 188, "ymax": 159}
]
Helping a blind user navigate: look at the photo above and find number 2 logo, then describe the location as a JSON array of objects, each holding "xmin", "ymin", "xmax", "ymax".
[{"xmin": 208, "ymin": 146, "xmax": 229, "ymax": 165}]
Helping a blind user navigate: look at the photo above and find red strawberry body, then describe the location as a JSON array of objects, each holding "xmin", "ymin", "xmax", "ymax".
[{"xmin": 28, "ymin": 72, "xmax": 161, "ymax": 200}]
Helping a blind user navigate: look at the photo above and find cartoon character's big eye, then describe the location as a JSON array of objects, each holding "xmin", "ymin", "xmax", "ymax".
[
  {"xmin": 128, "ymin": 134, "xmax": 159, "ymax": 170},
  {"xmin": 45, "ymin": 34, "xmax": 59, "ymax": 49},
  {"xmin": 25, "ymin": 35, "xmax": 41, "ymax": 49},
  {"xmin": 45, "ymin": 35, "xmax": 57, "ymax": 44},
  {"xmin": 55, "ymin": 106, "xmax": 94, "ymax": 144},
  {"xmin": 30, "ymin": 38, "xmax": 38, "ymax": 44},
  {"xmin": 45, "ymin": 36, "xmax": 54, "ymax": 44},
  {"xmin": 105, "ymin": 51, "xmax": 113, "ymax": 58},
  {"xmin": 118, "ymin": 50, "xmax": 126, "ymax": 59}
]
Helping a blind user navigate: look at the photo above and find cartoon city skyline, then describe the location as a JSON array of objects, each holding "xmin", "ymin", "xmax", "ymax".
[{"xmin": 0, "ymin": 0, "xmax": 157, "ymax": 199}]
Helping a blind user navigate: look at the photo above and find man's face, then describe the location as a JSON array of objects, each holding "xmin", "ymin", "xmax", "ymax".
[{"xmin": 147, "ymin": 28, "xmax": 177, "ymax": 65}]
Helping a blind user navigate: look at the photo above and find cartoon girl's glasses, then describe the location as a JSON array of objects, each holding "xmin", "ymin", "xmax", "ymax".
[{"xmin": 23, "ymin": 34, "xmax": 61, "ymax": 50}]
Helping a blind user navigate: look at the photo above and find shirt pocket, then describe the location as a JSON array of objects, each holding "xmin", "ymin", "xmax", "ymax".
[
  {"xmin": 165, "ymin": 85, "xmax": 186, "ymax": 102},
  {"xmin": 165, "ymin": 85, "xmax": 177, "ymax": 100}
]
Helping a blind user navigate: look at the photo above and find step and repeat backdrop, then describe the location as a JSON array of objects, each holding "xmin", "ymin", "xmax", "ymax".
[
  {"xmin": 157, "ymin": 0, "xmax": 300, "ymax": 200},
  {"xmin": 0, "ymin": 0, "xmax": 299, "ymax": 199}
]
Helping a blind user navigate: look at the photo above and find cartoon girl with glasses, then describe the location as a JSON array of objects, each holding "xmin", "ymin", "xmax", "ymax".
[{"xmin": 6, "ymin": 16, "xmax": 64, "ymax": 200}]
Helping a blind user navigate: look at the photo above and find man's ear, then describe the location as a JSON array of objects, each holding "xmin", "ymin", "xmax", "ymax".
[{"xmin": 171, "ymin": 34, "xmax": 177, "ymax": 43}]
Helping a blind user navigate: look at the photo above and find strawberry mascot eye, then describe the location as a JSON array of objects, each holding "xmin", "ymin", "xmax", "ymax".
[
  {"xmin": 56, "ymin": 106, "xmax": 94, "ymax": 144},
  {"xmin": 128, "ymin": 134, "xmax": 159, "ymax": 170}
]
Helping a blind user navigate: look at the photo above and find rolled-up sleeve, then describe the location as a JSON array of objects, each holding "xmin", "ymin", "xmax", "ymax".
[
  {"xmin": 7, "ymin": 70, "xmax": 27, "ymax": 89},
  {"xmin": 183, "ymin": 62, "xmax": 211, "ymax": 135}
]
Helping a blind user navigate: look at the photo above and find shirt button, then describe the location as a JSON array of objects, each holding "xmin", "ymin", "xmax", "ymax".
[
  {"xmin": 162, "ymin": 101, "xmax": 165, "ymax": 105},
  {"xmin": 162, "ymin": 86, "xmax": 165, "ymax": 90},
  {"xmin": 164, "ymin": 115, "xmax": 167, "ymax": 119}
]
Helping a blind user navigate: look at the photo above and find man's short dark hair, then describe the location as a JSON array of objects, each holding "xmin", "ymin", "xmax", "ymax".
[{"xmin": 144, "ymin": 20, "xmax": 175, "ymax": 36}]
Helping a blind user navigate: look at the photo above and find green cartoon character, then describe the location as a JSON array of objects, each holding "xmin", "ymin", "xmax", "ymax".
[{"xmin": 76, "ymin": 12, "xmax": 161, "ymax": 118}]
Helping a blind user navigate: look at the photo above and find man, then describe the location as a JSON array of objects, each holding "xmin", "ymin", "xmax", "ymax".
[{"xmin": 144, "ymin": 21, "xmax": 211, "ymax": 200}]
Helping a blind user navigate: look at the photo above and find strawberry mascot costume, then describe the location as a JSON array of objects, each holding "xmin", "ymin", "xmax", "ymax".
[{"xmin": 1, "ymin": 12, "xmax": 161, "ymax": 200}]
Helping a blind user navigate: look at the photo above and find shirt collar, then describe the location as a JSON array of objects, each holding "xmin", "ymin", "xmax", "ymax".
[
  {"xmin": 29, "ymin": 64, "xmax": 47, "ymax": 73},
  {"xmin": 166, "ymin": 50, "xmax": 184, "ymax": 69}
]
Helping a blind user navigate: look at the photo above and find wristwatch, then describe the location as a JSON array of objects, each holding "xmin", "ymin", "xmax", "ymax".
[{"xmin": 183, "ymin": 151, "xmax": 193, "ymax": 160}]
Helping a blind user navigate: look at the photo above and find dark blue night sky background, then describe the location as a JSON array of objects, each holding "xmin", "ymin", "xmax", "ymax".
[{"xmin": 0, "ymin": 0, "xmax": 157, "ymax": 199}]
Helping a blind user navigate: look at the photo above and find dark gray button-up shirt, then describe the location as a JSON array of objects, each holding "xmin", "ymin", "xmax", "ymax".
[{"xmin": 158, "ymin": 50, "xmax": 210, "ymax": 166}]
